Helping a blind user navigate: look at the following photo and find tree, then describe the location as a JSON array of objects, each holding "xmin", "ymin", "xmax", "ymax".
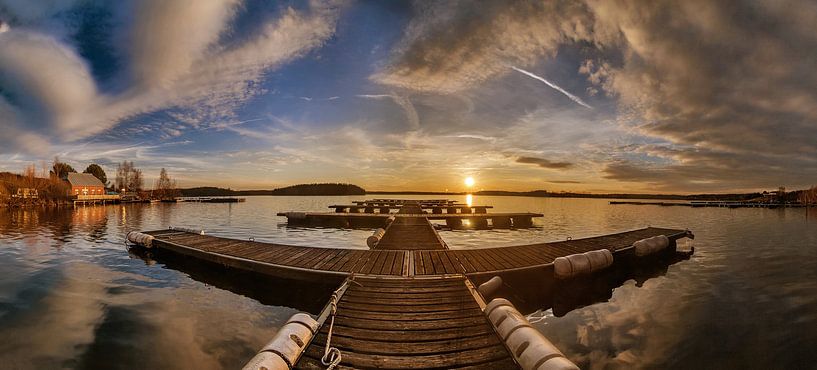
[
  {"xmin": 130, "ymin": 169, "xmax": 143, "ymax": 192},
  {"xmin": 155, "ymin": 168, "xmax": 179, "ymax": 199},
  {"xmin": 83, "ymin": 164, "xmax": 107, "ymax": 186},
  {"xmin": 115, "ymin": 161, "xmax": 143, "ymax": 192},
  {"xmin": 50, "ymin": 157, "xmax": 75, "ymax": 180}
]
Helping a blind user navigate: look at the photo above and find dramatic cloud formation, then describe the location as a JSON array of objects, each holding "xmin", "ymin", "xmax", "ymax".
[
  {"xmin": 371, "ymin": 0, "xmax": 817, "ymax": 191},
  {"xmin": 0, "ymin": 0, "xmax": 341, "ymax": 147},
  {"xmin": 1, "ymin": 0, "xmax": 816, "ymax": 192}
]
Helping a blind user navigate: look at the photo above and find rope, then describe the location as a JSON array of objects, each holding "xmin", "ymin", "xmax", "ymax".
[
  {"xmin": 321, "ymin": 285, "xmax": 345, "ymax": 369},
  {"xmin": 527, "ymin": 310, "xmax": 549, "ymax": 324}
]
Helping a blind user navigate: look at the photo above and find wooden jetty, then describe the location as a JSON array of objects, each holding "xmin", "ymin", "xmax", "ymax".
[
  {"xmin": 128, "ymin": 199, "xmax": 694, "ymax": 369},
  {"xmin": 178, "ymin": 196, "xmax": 246, "ymax": 203},
  {"xmin": 609, "ymin": 200, "xmax": 806, "ymax": 208},
  {"xmin": 279, "ymin": 198, "xmax": 542, "ymax": 230}
]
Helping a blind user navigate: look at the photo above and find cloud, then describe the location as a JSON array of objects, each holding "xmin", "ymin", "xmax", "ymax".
[
  {"xmin": 123, "ymin": 0, "xmax": 241, "ymax": 89},
  {"xmin": 548, "ymin": 180, "xmax": 582, "ymax": 184},
  {"xmin": 510, "ymin": 66, "xmax": 592, "ymax": 109},
  {"xmin": 356, "ymin": 93, "xmax": 420, "ymax": 130},
  {"xmin": 516, "ymin": 156, "xmax": 573, "ymax": 169},
  {"xmin": 372, "ymin": 0, "xmax": 614, "ymax": 93},
  {"xmin": 0, "ymin": 0, "xmax": 343, "ymax": 151},
  {"xmin": 0, "ymin": 30, "xmax": 97, "ymax": 143},
  {"xmin": 375, "ymin": 0, "xmax": 817, "ymax": 190}
]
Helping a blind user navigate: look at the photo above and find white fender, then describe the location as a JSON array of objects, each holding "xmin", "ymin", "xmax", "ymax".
[
  {"xmin": 478, "ymin": 276, "xmax": 503, "ymax": 299},
  {"xmin": 553, "ymin": 249, "xmax": 613, "ymax": 279},
  {"xmin": 242, "ymin": 313, "xmax": 318, "ymax": 370},
  {"xmin": 367, "ymin": 228, "xmax": 386, "ymax": 248},
  {"xmin": 483, "ymin": 298, "xmax": 579, "ymax": 370},
  {"xmin": 126, "ymin": 231, "xmax": 154, "ymax": 248},
  {"xmin": 633, "ymin": 235, "xmax": 670, "ymax": 256}
]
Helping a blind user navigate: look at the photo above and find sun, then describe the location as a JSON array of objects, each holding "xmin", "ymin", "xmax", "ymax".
[{"xmin": 464, "ymin": 176, "xmax": 475, "ymax": 187}]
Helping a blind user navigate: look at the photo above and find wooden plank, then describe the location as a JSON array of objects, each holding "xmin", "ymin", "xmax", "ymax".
[
  {"xmin": 311, "ymin": 323, "xmax": 494, "ymax": 342},
  {"xmin": 335, "ymin": 307, "xmax": 484, "ymax": 321},
  {"xmin": 311, "ymin": 332, "xmax": 501, "ymax": 355},
  {"xmin": 332, "ymin": 315, "xmax": 489, "ymax": 330},
  {"xmin": 303, "ymin": 342, "xmax": 509, "ymax": 369}
]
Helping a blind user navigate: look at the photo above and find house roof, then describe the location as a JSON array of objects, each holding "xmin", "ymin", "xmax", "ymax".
[{"xmin": 67, "ymin": 173, "xmax": 104, "ymax": 187}]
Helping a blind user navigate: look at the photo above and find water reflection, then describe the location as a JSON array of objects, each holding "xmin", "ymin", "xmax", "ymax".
[
  {"xmin": 475, "ymin": 249, "xmax": 694, "ymax": 317},
  {"xmin": 1, "ymin": 197, "xmax": 816, "ymax": 369},
  {"xmin": 127, "ymin": 245, "xmax": 341, "ymax": 314}
]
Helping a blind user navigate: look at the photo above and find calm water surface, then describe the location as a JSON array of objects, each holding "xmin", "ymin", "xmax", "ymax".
[{"xmin": 1, "ymin": 195, "xmax": 816, "ymax": 369}]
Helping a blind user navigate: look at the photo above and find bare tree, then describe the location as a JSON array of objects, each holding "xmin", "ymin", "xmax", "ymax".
[
  {"xmin": 115, "ymin": 161, "xmax": 143, "ymax": 192},
  {"xmin": 155, "ymin": 168, "xmax": 179, "ymax": 199},
  {"xmin": 130, "ymin": 168, "xmax": 144, "ymax": 192}
]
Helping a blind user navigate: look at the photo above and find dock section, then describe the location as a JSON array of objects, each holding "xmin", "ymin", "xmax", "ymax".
[
  {"xmin": 374, "ymin": 216, "xmax": 447, "ymax": 250},
  {"xmin": 294, "ymin": 276, "xmax": 516, "ymax": 369},
  {"xmin": 142, "ymin": 226, "xmax": 688, "ymax": 281}
]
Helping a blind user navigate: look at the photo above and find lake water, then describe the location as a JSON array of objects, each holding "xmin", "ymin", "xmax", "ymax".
[{"xmin": 1, "ymin": 195, "xmax": 816, "ymax": 369}]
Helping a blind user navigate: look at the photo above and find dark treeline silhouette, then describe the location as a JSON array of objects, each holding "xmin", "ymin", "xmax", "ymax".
[
  {"xmin": 180, "ymin": 183, "xmax": 366, "ymax": 197},
  {"xmin": 371, "ymin": 189, "xmax": 770, "ymax": 201}
]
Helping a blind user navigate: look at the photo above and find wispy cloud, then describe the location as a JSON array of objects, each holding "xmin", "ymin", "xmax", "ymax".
[
  {"xmin": 355, "ymin": 93, "xmax": 419, "ymax": 130},
  {"xmin": 510, "ymin": 66, "xmax": 592, "ymax": 109}
]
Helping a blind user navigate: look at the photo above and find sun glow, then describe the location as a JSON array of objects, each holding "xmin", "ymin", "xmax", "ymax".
[{"xmin": 464, "ymin": 176, "xmax": 475, "ymax": 187}]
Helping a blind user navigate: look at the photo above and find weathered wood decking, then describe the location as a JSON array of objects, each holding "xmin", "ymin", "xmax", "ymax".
[
  {"xmin": 294, "ymin": 276, "xmax": 515, "ymax": 369},
  {"xmin": 144, "ymin": 226, "xmax": 687, "ymax": 281},
  {"xmin": 374, "ymin": 217, "xmax": 447, "ymax": 250}
]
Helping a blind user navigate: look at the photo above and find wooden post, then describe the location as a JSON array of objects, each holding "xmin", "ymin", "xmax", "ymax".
[
  {"xmin": 472, "ymin": 217, "xmax": 488, "ymax": 229},
  {"xmin": 492, "ymin": 217, "xmax": 511, "ymax": 229},
  {"xmin": 446, "ymin": 218, "xmax": 463, "ymax": 229},
  {"xmin": 512, "ymin": 216, "xmax": 533, "ymax": 228}
]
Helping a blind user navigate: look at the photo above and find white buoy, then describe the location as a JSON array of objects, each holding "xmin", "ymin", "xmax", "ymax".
[
  {"xmin": 633, "ymin": 235, "xmax": 670, "ymax": 256},
  {"xmin": 367, "ymin": 228, "xmax": 386, "ymax": 248},
  {"xmin": 478, "ymin": 276, "xmax": 503, "ymax": 299},
  {"xmin": 484, "ymin": 298, "xmax": 579, "ymax": 370},
  {"xmin": 553, "ymin": 249, "xmax": 614, "ymax": 280},
  {"xmin": 126, "ymin": 231, "xmax": 155, "ymax": 248},
  {"xmin": 242, "ymin": 313, "xmax": 318, "ymax": 370}
]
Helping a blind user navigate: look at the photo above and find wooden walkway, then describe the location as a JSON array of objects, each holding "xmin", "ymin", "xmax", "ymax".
[
  {"xmin": 144, "ymin": 227, "xmax": 687, "ymax": 281},
  {"xmin": 294, "ymin": 276, "xmax": 515, "ymax": 369},
  {"xmin": 374, "ymin": 217, "xmax": 447, "ymax": 250}
]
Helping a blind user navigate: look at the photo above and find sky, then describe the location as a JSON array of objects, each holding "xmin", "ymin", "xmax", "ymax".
[{"xmin": 1, "ymin": 0, "xmax": 816, "ymax": 193}]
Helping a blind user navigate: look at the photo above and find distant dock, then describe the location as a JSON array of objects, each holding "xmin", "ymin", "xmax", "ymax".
[
  {"xmin": 609, "ymin": 200, "xmax": 804, "ymax": 208},
  {"xmin": 177, "ymin": 197, "xmax": 246, "ymax": 203},
  {"xmin": 128, "ymin": 198, "xmax": 694, "ymax": 369},
  {"xmin": 280, "ymin": 199, "xmax": 539, "ymax": 229}
]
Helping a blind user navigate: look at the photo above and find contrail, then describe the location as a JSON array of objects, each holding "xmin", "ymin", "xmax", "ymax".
[{"xmin": 510, "ymin": 66, "xmax": 592, "ymax": 109}]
